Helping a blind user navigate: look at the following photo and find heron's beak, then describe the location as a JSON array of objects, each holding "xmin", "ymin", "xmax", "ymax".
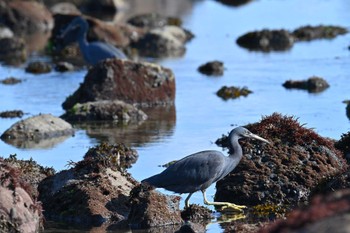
[{"xmin": 249, "ymin": 133, "xmax": 270, "ymax": 144}]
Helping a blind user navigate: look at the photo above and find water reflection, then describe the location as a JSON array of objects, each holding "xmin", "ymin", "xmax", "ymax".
[
  {"xmin": 73, "ymin": 106, "xmax": 176, "ymax": 147},
  {"xmin": 2, "ymin": 134, "xmax": 72, "ymax": 149}
]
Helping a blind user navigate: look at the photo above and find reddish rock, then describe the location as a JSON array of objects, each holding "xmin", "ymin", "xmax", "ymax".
[
  {"xmin": 181, "ymin": 204, "xmax": 214, "ymax": 222},
  {"xmin": 128, "ymin": 184, "xmax": 183, "ymax": 228},
  {"xmin": 215, "ymin": 113, "xmax": 347, "ymax": 207},
  {"xmin": 0, "ymin": 0, "xmax": 53, "ymax": 34},
  {"xmin": 0, "ymin": 157, "xmax": 44, "ymax": 233},
  {"xmin": 335, "ymin": 131, "xmax": 350, "ymax": 162},
  {"xmin": 259, "ymin": 189, "xmax": 350, "ymax": 233},
  {"xmin": 62, "ymin": 59, "xmax": 176, "ymax": 109},
  {"xmin": 38, "ymin": 143, "xmax": 138, "ymax": 226}
]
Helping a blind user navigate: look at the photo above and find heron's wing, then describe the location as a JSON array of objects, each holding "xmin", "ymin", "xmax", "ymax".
[{"xmin": 143, "ymin": 150, "xmax": 226, "ymax": 193}]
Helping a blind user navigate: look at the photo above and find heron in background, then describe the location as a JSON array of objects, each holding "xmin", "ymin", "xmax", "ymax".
[
  {"xmin": 58, "ymin": 16, "xmax": 127, "ymax": 65},
  {"xmin": 142, "ymin": 126, "xmax": 270, "ymax": 211}
]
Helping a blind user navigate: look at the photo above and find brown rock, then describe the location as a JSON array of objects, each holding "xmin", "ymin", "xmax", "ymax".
[
  {"xmin": 62, "ymin": 59, "xmax": 176, "ymax": 109},
  {"xmin": 215, "ymin": 113, "xmax": 347, "ymax": 207},
  {"xmin": 25, "ymin": 61, "xmax": 52, "ymax": 74},
  {"xmin": 128, "ymin": 184, "xmax": 183, "ymax": 228},
  {"xmin": 38, "ymin": 143, "xmax": 138, "ymax": 226},
  {"xmin": 293, "ymin": 25, "xmax": 348, "ymax": 41},
  {"xmin": 0, "ymin": 77, "xmax": 22, "ymax": 85},
  {"xmin": 216, "ymin": 86, "xmax": 253, "ymax": 100},
  {"xmin": 283, "ymin": 76, "xmax": 329, "ymax": 93},
  {"xmin": 0, "ymin": 110, "xmax": 24, "ymax": 118}
]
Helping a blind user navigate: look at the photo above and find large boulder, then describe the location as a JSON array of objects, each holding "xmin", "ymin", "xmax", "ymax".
[
  {"xmin": 62, "ymin": 59, "xmax": 176, "ymax": 109},
  {"xmin": 0, "ymin": 0, "xmax": 53, "ymax": 35},
  {"xmin": 1, "ymin": 114, "xmax": 74, "ymax": 149},
  {"xmin": 215, "ymin": 113, "xmax": 347, "ymax": 207},
  {"xmin": 38, "ymin": 143, "xmax": 139, "ymax": 226},
  {"xmin": 0, "ymin": 157, "xmax": 44, "ymax": 233}
]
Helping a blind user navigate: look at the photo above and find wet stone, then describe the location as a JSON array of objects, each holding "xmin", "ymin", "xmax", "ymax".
[
  {"xmin": 0, "ymin": 110, "xmax": 24, "ymax": 118},
  {"xmin": 283, "ymin": 76, "xmax": 329, "ymax": 93},
  {"xmin": 216, "ymin": 86, "xmax": 252, "ymax": 100},
  {"xmin": 25, "ymin": 61, "xmax": 52, "ymax": 74},
  {"xmin": 181, "ymin": 204, "xmax": 214, "ymax": 222},
  {"xmin": 292, "ymin": 25, "xmax": 348, "ymax": 41},
  {"xmin": 236, "ymin": 29, "xmax": 294, "ymax": 52},
  {"xmin": 198, "ymin": 60, "xmax": 224, "ymax": 76},
  {"xmin": 0, "ymin": 77, "xmax": 22, "ymax": 85},
  {"xmin": 54, "ymin": 61, "xmax": 75, "ymax": 72},
  {"xmin": 214, "ymin": 113, "xmax": 347, "ymax": 207}
]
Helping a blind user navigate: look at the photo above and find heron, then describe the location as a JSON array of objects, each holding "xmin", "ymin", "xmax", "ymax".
[
  {"xmin": 58, "ymin": 16, "xmax": 127, "ymax": 65},
  {"xmin": 142, "ymin": 126, "xmax": 270, "ymax": 211}
]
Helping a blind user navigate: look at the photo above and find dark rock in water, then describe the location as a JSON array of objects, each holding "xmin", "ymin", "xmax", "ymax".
[
  {"xmin": 131, "ymin": 25, "xmax": 188, "ymax": 58},
  {"xmin": 128, "ymin": 13, "xmax": 169, "ymax": 29},
  {"xmin": 0, "ymin": 1, "xmax": 53, "ymax": 35},
  {"xmin": 128, "ymin": 184, "xmax": 183, "ymax": 228},
  {"xmin": 216, "ymin": 0, "xmax": 253, "ymax": 7},
  {"xmin": 258, "ymin": 189, "xmax": 350, "ymax": 233},
  {"xmin": 215, "ymin": 113, "xmax": 347, "ymax": 207},
  {"xmin": 335, "ymin": 131, "xmax": 350, "ymax": 162},
  {"xmin": 0, "ymin": 77, "xmax": 22, "ymax": 85},
  {"xmin": 0, "ymin": 110, "xmax": 24, "ymax": 118},
  {"xmin": 1, "ymin": 114, "xmax": 74, "ymax": 141},
  {"xmin": 181, "ymin": 204, "xmax": 214, "ymax": 222},
  {"xmin": 61, "ymin": 100, "xmax": 147, "ymax": 123},
  {"xmin": 25, "ymin": 61, "xmax": 52, "ymax": 74},
  {"xmin": 198, "ymin": 60, "xmax": 224, "ymax": 76},
  {"xmin": 0, "ymin": 157, "xmax": 44, "ymax": 232},
  {"xmin": 216, "ymin": 86, "xmax": 252, "ymax": 100},
  {"xmin": 236, "ymin": 29, "xmax": 294, "ymax": 52},
  {"xmin": 283, "ymin": 76, "xmax": 329, "ymax": 93},
  {"xmin": 54, "ymin": 61, "xmax": 75, "ymax": 72},
  {"xmin": 346, "ymin": 103, "xmax": 350, "ymax": 120},
  {"xmin": 38, "ymin": 143, "xmax": 138, "ymax": 226},
  {"xmin": 292, "ymin": 25, "xmax": 348, "ymax": 41},
  {"xmin": 0, "ymin": 37, "xmax": 27, "ymax": 65},
  {"xmin": 62, "ymin": 59, "xmax": 176, "ymax": 109}
]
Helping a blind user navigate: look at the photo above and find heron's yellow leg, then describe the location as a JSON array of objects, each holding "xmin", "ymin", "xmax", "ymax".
[{"xmin": 202, "ymin": 190, "xmax": 247, "ymax": 212}]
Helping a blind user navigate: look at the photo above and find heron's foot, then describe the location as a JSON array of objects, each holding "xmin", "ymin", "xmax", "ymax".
[{"xmin": 220, "ymin": 203, "xmax": 247, "ymax": 212}]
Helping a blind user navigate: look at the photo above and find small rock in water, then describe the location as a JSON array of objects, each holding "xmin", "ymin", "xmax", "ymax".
[
  {"xmin": 0, "ymin": 77, "xmax": 22, "ymax": 85},
  {"xmin": 216, "ymin": 86, "xmax": 252, "ymax": 100},
  {"xmin": 0, "ymin": 110, "xmax": 24, "ymax": 118},
  {"xmin": 25, "ymin": 61, "xmax": 52, "ymax": 74},
  {"xmin": 283, "ymin": 76, "xmax": 329, "ymax": 93},
  {"xmin": 198, "ymin": 60, "xmax": 224, "ymax": 76}
]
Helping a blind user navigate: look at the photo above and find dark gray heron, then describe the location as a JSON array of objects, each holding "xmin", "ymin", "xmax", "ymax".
[
  {"xmin": 58, "ymin": 16, "xmax": 127, "ymax": 65},
  {"xmin": 142, "ymin": 126, "xmax": 270, "ymax": 211}
]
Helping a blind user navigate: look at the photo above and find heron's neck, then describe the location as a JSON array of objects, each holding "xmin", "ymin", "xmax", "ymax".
[{"xmin": 228, "ymin": 135, "xmax": 243, "ymax": 159}]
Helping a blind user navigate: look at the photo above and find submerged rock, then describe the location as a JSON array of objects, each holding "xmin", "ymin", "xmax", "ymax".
[
  {"xmin": 0, "ymin": 77, "xmax": 22, "ymax": 85},
  {"xmin": 283, "ymin": 76, "xmax": 330, "ymax": 93},
  {"xmin": 215, "ymin": 113, "xmax": 347, "ymax": 207},
  {"xmin": 216, "ymin": 86, "xmax": 252, "ymax": 100},
  {"xmin": 0, "ymin": 157, "xmax": 44, "ymax": 233},
  {"xmin": 293, "ymin": 25, "xmax": 348, "ymax": 41},
  {"xmin": 0, "ymin": 110, "xmax": 24, "ymax": 118},
  {"xmin": 25, "ymin": 61, "xmax": 52, "ymax": 74},
  {"xmin": 198, "ymin": 60, "xmax": 224, "ymax": 76},
  {"xmin": 62, "ymin": 59, "xmax": 176, "ymax": 109},
  {"xmin": 259, "ymin": 189, "xmax": 350, "ymax": 233},
  {"xmin": 61, "ymin": 100, "xmax": 147, "ymax": 123},
  {"xmin": 128, "ymin": 184, "xmax": 183, "ymax": 229},
  {"xmin": 236, "ymin": 29, "xmax": 294, "ymax": 52},
  {"xmin": 38, "ymin": 143, "xmax": 138, "ymax": 226}
]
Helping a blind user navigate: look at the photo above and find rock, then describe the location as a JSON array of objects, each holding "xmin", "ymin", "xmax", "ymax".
[
  {"xmin": 128, "ymin": 184, "xmax": 183, "ymax": 228},
  {"xmin": 0, "ymin": 26, "xmax": 14, "ymax": 39},
  {"xmin": 0, "ymin": 77, "xmax": 22, "ymax": 85},
  {"xmin": 25, "ymin": 61, "xmax": 52, "ymax": 74},
  {"xmin": 62, "ymin": 59, "xmax": 176, "ymax": 109},
  {"xmin": 50, "ymin": 2, "xmax": 81, "ymax": 15},
  {"xmin": 38, "ymin": 143, "xmax": 138, "ymax": 226},
  {"xmin": 215, "ymin": 113, "xmax": 347, "ymax": 207},
  {"xmin": 216, "ymin": 86, "xmax": 253, "ymax": 100},
  {"xmin": 54, "ymin": 61, "xmax": 75, "ymax": 72},
  {"xmin": 61, "ymin": 100, "xmax": 148, "ymax": 123},
  {"xmin": 258, "ymin": 189, "xmax": 350, "ymax": 233},
  {"xmin": 335, "ymin": 131, "xmax": 350, "ymax": 162},
  {"xmin": 198, "ymin": 60, "xmax": 224, "ymax": 76},
  {"xmin": 181, "ymin": 205, "xmax": 214, "ymax": 222},
  {"xmin": 0, "ymin": 157, "xmax": 44, "ymax": 233},
  {"xmin": 283, "ymin": 76, "xmax": 329, "ymax": 93},
  {"xmin": 292, "ymin": 25, "xmax": 348, "ymax": 41},
  {"xmin": 127, "ymin": 13, "xmax": 182, "ymax": 29},
  {"xmin": 0, "ymin": 110, "xmax": 24, "ymax": 118},
  {"xmin": 1, "ymin": 113, "xmax": 74, "ymax": 142},
  {"xmin": 236, "ymin": 29, "xmax": 294, "ymax": 52},
  {"xmin": 0, "ymin": 37, "xmax": 27, "ymax": 65},
  {"xmin": 132, "ymin": 25, "xmax": 188, "ymax": 57},
  {"xmin": 175, "ymin": 222, "xmax": 207, "ymax": 233},
  {"xmin": 0, "ymin": 0, "xmax": 53, "ymax": 35},
  {"xmin": 216, "ymin": 0, "xmax": 253, "ymax": 7},
  {"xmin": 346, "ymin": 102, "xmax": 350, "ymax": 120}
]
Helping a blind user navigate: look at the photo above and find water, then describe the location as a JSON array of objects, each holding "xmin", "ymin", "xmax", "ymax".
[{"xmin": 0, "ymin": 0, "xmax": 350, "ymax": 232}]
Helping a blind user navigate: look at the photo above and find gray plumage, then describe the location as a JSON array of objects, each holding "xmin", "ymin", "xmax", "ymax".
[
  {"xmin": 142, "ymin": 126, "xmax": 270, "ymax": 210},
  {"xmin": 59, "ymin": 16, "xmax": 126, "ymax": 65}
]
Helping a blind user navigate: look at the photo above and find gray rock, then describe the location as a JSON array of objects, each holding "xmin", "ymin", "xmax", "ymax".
[
  {"xmin": 61, "ymin": 100, "xmax": 147, "ymax": 123},
  {"xmin": 1, "ymin": 114, "xmax": 74, "ymax": 142}
]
